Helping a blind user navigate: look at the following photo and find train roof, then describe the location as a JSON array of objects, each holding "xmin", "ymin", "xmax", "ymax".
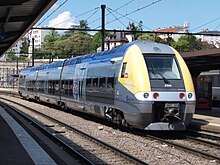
[{"xmin": 21, "ymin": 40, "xmax": 173, "ymax": 72}]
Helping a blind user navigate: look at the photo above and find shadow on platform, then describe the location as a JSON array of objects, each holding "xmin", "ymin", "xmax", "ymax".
[{"xmin": 195, "ymin": 107, "xmax": 220, "ymax": 118}]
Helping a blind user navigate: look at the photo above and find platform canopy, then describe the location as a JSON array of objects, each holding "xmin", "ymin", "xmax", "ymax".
[
  {"xmin": 0, "ymin": 0, "xmax": 56, "ymax": 56},
  {"xmin": 181, "ymin": 48, "xmax": 220, "ymax": 76}
]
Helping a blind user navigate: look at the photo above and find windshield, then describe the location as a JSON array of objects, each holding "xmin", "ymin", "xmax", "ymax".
[{"xmin": 144, "ymin": 55, "xmax": 181, "ymax": 80}]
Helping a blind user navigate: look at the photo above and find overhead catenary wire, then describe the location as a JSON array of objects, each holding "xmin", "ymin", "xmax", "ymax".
[
  {"xmin": 36, "ymin": 0, "xmax": 69, "ymax": 27},
  {"xmin": 31, "ymin": 27, "xmax": 220, "ymax": 37},
  {"xmin": 106, "ymin": 7, "xmax": 152, "ymax": 30},
  {"xmin": 106, "ymin": 8, "xmax": 127, "ymax": 29},
  {"xmin": 214, "ymin": 22, "xmax": 220, "ymax": 31},
  {"xmin": 85, "ymin": 7, "xmax": 100, "ymax": 22},
  {"xmin": 94, "ymin": 0, "xmax": 163, "ymax": 30},
  {"xmin": 88, "ymin": 0, "xmax": 135, "ymax": 27},
  {"xmin": 51, "ymin": 7, "xmax": 100, "ymax": 27},
  {"xmin": 191, "ymin": 16, "xmax": 220, "ymax": 32}
]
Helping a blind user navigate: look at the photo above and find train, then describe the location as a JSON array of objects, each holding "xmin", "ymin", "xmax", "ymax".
[
  {"xmin": 18, "ymin": 40, "xmax": 196, "ymax": 130},
  {"xmin": 199, "ymin": 71, "xmax": 220, "ymax": 107}
]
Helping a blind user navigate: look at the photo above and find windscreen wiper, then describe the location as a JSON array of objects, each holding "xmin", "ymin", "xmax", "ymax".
[
  {"xmin": 157, "ymin": 72, "xmax": 170, "ymax": 84},
  {"xmin": 150, "ymin": 63, "xmax": 170, "ymax": 84}
]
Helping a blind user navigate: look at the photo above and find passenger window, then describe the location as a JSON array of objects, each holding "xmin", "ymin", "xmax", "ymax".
[
  {"xmin": 99, "ymin": 77, "xmax": 106, "ymax": 88},
  {"xmin": 93, "ymin": 78, "xmax": 98, "ymax": 88},
  {"xmin": 107, "ymin": 77, "xmax": 115, "ymax": 89},
  {"xmin": 69, "ymin": 80, "xmax": 73, "ymax": 96},
  {"xmin": 121, "ymin": 63, "xmax": 127, "ymax": 78},
  {"xmin": 86, "ymin": 78, "xmax": 92, "ymax": 88}
]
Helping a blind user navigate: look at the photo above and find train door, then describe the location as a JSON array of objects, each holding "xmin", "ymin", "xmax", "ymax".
[
  {"xmin": 44, "ymin": 71, "xmax": 49, "ymax": 94},
  {"xmin": 74, "ymin": 63, "xmax": 87, "ymax": 109},
  {"xmin": 195, "ymin": 77, "xmax": 212, "ymax": 110}
]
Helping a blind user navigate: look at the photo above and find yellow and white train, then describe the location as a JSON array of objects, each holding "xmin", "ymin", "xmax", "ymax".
[{"xmin": 18, "ymin": 40, "xmax": 196, "ymax": 130}]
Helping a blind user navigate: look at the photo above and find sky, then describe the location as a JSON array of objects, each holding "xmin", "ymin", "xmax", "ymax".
[{"xmin": 36, "ymin": 0, "xmax": 220, "ymax": 33}]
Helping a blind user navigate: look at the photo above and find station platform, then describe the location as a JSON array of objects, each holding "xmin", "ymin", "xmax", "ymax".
[
  {"xmin": 0, "ymin": 106, "xmax": 56, "ymax": 165},
  {"xmin": 190, "ymin": 107, "xmax": 220, "ymax": 132}
]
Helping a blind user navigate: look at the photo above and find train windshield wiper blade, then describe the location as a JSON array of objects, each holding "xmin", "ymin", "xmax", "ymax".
[
  {"xmin": 150, "ymin": 63, "xmax": 170, "ymax": 84},
  {"xmin": 156, "ymin": 72, "xmax": 170, "ymax": 84}
]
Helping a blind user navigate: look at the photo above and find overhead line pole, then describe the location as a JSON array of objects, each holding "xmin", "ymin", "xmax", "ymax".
[
  {"xmin": 32, "ymin": 38, "xmax": 34, "ymax": 67},
  {"xmin": 101, "ymin": 4, "xmax": 106, "ymax": 51}
]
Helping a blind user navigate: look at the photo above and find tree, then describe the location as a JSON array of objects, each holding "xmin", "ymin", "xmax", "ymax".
[
  {"xmin": 171, "ymin": 35, "xmax": 202, "ymax": 52},
  {"xmin": 79, "ymin": 20, "xmax": 89, "ymax": 34},
  {"xmin": 92, "ymin": 31, "xmax": 108, "ymax": 51},
  {"xmin": 138, "ymin": 21, "xmax": 143, "ymax": 31},
  {"xmin": 137, "ymin": 33, "xmax": 166, "ymax": 43},
  {"xmin": 127, "ymin": 21, "xmax": 144, "ymax": 40},
  {"xmin": 34, "ymin": 48, "xmax": 50, "ymax": 59},
  {"xmin": 20, "ymin": 38, "xmax": 29, "ymax": 55},
  {"xmin": 6, "ymin": 50, "xmax": 17, "ymax": 61},
  {"xmin": 55, "ymin": 32, "xmax": 94, "ymax": 57},
  {"xmin": 42, "ymin": 30, "xmax": 61, "ymax": 58}
]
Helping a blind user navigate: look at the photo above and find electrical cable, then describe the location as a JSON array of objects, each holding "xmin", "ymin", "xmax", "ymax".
[
  {"xmin": 85, "ymin": 7, "xmax": 100, "ymax": 22},
  {"xmin": 106, "ymin": 8, "xmax": 127, "ymax": 29},
  {"xmin": 94, "ymin": 0, "xmax": 162, "ymax": 30},
  {"xmin": 88, "ymin": 0, "xmax": 135, "ymax": 27},
  {"xmin": 214, "ymin": 22, "xmax": 220, "ymax": 31},
  {"xmin": 36, "ymin": 0, "xmax": 69, "ymax": 27},
  {"xmin": 51, "ymin": 7, "xmax": 100, "ymax": 27},
  {"xmin": 191, "ymin": 16, "xmax": 220, "ymax": 32},
  {"xmin": 106, "ymin": 7, "xmax": 152, "ymax": 30}
]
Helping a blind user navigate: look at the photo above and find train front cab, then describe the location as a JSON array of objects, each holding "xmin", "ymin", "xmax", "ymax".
[{"xmin": 116, "ymin": 41, "xmax": 196, "ymax": 130}]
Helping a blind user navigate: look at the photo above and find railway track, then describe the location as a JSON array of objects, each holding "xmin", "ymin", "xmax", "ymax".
[
  {"xmin": 1, "ymin": 92, "xmax": 220, "ymax": 164},
  {"xmin": 0, "ymin": 96, "xmax": 149, "ymax": 165},
  {"xmin": 142, "ymin": 130, "xmax": 220, "ymax": 163}
]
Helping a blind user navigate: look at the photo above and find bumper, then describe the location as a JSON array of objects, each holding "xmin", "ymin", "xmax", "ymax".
[{"xmin": 144, "ymin": 122, "xmax": 186, "ymax": 131}]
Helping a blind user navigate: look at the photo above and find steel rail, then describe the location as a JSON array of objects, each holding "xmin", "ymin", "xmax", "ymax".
[{"xmin": 0, "ymin": 96, "xmax": 149, "ymax": 165}]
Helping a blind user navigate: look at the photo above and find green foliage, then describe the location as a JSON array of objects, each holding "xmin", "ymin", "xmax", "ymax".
[
  {"xmin": 137, "ymin": 33, "xmax": 166, "ymax": 43},
  {"xmin": 18, "ymin": 55, "xmax": 28, "ymax": 61},
  {"xmin": 43, "ymin": 30, "xmax": 60, "ymax": 53},
  {"xmin": 79, "ymin": 20, "xmax": 89, "ymax": 34},
  {"xmin": 92, "ymin": 31, "xmax": 108, "ymax": 51},
  {"xmin": 55, "ymin": 32, "xmax": 94, "ymax": 58},
  {"xmin": 20, "ymin": 39, "xmax": 29, "ymax": 54},
  {"xmin": 34, "ymin": 48, "xmax": 50, "ymax": 59},
  {"xmin": 171, "ymin": 35, "xmax": 202, "ymax": 52},
  {"xmin": 127, "ymin": 21, "xmax": 143, "ymax": 39},
  {"xmin": 6, "ymin": 50, "xmax": 17, "ymax": 61}
]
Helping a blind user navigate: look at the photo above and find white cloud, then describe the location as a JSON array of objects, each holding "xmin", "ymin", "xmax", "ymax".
[{"xmin": 48, "ymin": 11, "xmax": 77, "ymax": 28}]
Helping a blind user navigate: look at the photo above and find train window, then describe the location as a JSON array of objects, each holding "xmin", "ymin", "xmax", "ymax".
[
  {"xmin": 86, "ymin": 78, "xmax": 92, "ymax": 88},
  {"xmin": 99, "ymin": 77, "xmax": 106, "ymax": 88},
  {"xmin": 54, "ymin": 81, "xmax": 59, "ymax": 91},
  {"xmin": 64, "ymin": 80, "xmax": 68, "ymax": 95},
  {"xmin": 121, "ymin": 63, "xmax": 127, "ymax": 78},
  {"xmin": 145, "ymin": 56, "xmax": 181, "ymax": 80},
  {"xmin": 76, "ymin": 57, "xmax": 82, "ymax": 64},
  {"xmin": 107, "ymin": 77, "xmax": 115, "ymax": 89},
  {"xmin": 93, "ymin": 78, "xmax": 98, "ymax": 88},
  {"xmin": 68, "ymin": 80, "xmax": 73, "ymax": 96}
]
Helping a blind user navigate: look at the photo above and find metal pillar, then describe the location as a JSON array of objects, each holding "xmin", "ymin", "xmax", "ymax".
[
  {"xmin": 16, "ymin": 57, "xmax": 18, "ymax": 74},
  {"xmin": 101, "ymin": 4, "xmax": 106, "ymax": 51},
  {"xmin": 32, "ymin": 38, "xmax": 34, "ymax": 67}
]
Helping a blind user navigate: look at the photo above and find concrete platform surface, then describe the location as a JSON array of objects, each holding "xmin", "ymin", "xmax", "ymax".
[
  {"xmin": 0, "ymin": 106, "xmax": 56, "ymax": 165},
  {"xmin": 191, "ymin": 107, "xmax": 220, "ymax": 132}
]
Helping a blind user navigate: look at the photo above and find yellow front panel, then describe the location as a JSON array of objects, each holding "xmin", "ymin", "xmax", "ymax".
[
  {"xmin": 118, "ymin": 45, "xmax": 151, "ymax": 94},
  {"xmin": 171, "ymin": 47, "xmax": 195, "ymax": 92}
]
